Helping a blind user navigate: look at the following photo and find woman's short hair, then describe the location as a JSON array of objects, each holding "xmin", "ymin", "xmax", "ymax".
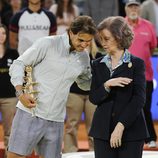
[
  {"xmin": 69, "ymin": 15, "xmax": 97, "ymax": 35},
  {"xmin": 97, "ymin": 16, "xmax": 134, "ymax": 49}
]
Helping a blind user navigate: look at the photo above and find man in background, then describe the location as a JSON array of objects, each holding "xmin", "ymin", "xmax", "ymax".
[
  {"xmin": 125, "ymin": 0, "xmax": 157, "ymax": 148},
  {"xmin": 9, "ymin": 0, "xmax": 57, "ymax": 55}
]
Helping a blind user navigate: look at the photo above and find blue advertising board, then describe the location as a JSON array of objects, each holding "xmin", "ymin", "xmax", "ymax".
[{"xmin": 151, "ymin": 56, "xmax": 158, "ymax": 120}]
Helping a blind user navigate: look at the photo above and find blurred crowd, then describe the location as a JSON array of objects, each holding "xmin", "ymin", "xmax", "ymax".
[{"xmin": 1, "ymin": 0, "xmax": 158, "ymax": 48}]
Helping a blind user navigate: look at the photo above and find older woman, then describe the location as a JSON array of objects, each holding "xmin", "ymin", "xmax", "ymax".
[{"xmin": 89, "ymin": 16, "xmax": 149, "ymax": 158}]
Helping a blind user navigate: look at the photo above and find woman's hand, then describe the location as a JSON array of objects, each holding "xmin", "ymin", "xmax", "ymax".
[
  {"xmin": 104, "ymin": 77, "xmax": 132, "ymax": 89},
  {"xmin": 19, "ymin": 93, "xmax": 36, "ymax": 108},
  {"xmin": 110, "ymin": 122, "xmax": 125, "ymax": 148}
]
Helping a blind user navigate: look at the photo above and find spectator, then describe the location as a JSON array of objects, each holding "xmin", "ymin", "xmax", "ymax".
[
  {"xmin": 9, "ymin": 0, "xmax": 57, "ymax": 55},
  {"xmin": 140, "ymin": 0, "xmax": 158, "ymax": 46},
  {"xmin": 49, "ymin": 0, "xmax": 79, "ymax": 35},
  {"xmin": 118, "ymin": 0, "xmax": 141, "ymax": 16},
  {"xmin": 125, "ymin": 0, "xmax": 157, "ymax": 148}
]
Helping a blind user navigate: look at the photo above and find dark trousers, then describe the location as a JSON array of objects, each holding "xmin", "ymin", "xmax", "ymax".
[
  {"xmin": 144, "ymin": 81, "xmax": 157, "ymax": 142},
  {"xmin": 94, "ymin": 138, "xmax": 144, "ymax": 158}
]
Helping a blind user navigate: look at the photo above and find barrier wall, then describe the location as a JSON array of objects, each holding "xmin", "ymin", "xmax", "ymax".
[{"xmin": 151, "ymin": 56, "xmax": 158, "ymax": 120}]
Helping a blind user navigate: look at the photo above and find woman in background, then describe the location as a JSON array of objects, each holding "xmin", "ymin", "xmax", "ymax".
[{"xmin": 49, "ymin": 0, "xmax": 79, "ymax": 34}]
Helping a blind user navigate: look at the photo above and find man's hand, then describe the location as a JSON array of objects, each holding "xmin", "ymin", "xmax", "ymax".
[
  {"xmin": 19, "ymin": 93, "xmax": 36, "ymax": 108},
  {"xmin": 104, "ymin": 77, "xmax": 132, "ymax": 89},
  {"xmin": 110, "ymin": 122, "xmax": 125, "ymax": 148}
]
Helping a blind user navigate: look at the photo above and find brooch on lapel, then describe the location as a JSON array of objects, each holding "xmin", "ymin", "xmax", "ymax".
[{"xmin": 128, "ymin": 62, "xmax": 132, "ymax": 68}]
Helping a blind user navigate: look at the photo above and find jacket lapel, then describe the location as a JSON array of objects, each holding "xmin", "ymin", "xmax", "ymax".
[
  {"xmin": 111, "ymin": 63, "xmax": 128, "ymax": 78},
  {"xmin": 99, "ymin": 62, "xmax": 111, "ymax": 80}
]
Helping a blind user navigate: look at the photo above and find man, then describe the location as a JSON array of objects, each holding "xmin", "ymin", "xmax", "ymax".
[
  {"xmin": 125, "ymin": 0, "xmax": 157, "ymax": 148},
  {"xmin": 63, "ymin": 41, "xmax": 101, "ymax": 153},
  {"xmin": 9, "ymin": 0, "xmax": 57, "ymax": 55},
  {"xmin": 140, "ymin": 0, "xmax": 158, "ymax": 46},
  {"xmin": 7, "ymin": 15, "xmax": 96, "ymax": 158}
]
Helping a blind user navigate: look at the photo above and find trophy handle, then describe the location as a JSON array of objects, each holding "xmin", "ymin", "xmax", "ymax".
[{"xmin": 23, "ymin": 66, "xmax": 39, "ymax": 103}]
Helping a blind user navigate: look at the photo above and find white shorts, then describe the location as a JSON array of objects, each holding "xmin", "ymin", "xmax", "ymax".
[{"xmin": 8, "ymin": 108, "xmax": 64, "ymax": 158}]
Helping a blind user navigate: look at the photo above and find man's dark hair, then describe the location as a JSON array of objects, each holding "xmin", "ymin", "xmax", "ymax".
[{"xmin": 69, "ymin": 15, "xmax": 97, "ymax": 35}]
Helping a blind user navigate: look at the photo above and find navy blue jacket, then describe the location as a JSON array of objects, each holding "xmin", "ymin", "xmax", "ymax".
[{"xmin": 89, "ymin": 55, "xmax": 149, "ymax": 142}]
